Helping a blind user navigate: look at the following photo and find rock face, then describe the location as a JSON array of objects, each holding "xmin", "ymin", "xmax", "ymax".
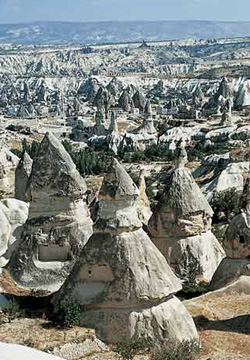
[
  {"xmin": 210, "ymin": 258, "xmax": 250, "ymax": 290},
  {"xmin": 0, "ymin": 198, "xmax": 29, "ymax": 267},
  {"xmin": 201, "ymin": 163, "xmax": 248, "ymax": 201},
  {"xmin": 235, "ymin": 80, "xmax": 250, "ymax": 109},
  {"xmin": 135, "ymin": 169, "xmax": 152, "ymax": 226},
  {"xmin": 224, "ymin": 178, "xmax": 250, "ymax": 258},
  {"xmin": 123, "ymin": 101, "xmax": 157, "ymax": 152},
  {"xmin": 118, "ymin": 90, "xmax": 132, "ymax": 112},
  {"xmin": 0, "ymin": 149, "xmax": 19, "ymax": 198},
  {"xmin": 15, "ymin": 152, "xmax": 33, "ymax": 201},
  {"xmin": 133, "ymin": 90, "xmax": 146, "ymax": 112},
  {"xmin": 8, "ymin": 132, "xmax": 93, "ymax": 292},
  {"xmin": 148, "ymin": 152, "xmax": 225, "ymax": 283},
  {"xmin": 92, "ymin": 107, "xmax": 107, "ymax": 136},
  {"xmin": 105, "ymin": 112, "xmax": 122, "ymax": 155},
  {"xmin": 53, "ymin": 159, "xmax": 198, "ymax": 344}
]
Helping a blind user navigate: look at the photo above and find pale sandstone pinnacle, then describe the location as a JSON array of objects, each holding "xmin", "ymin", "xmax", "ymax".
[
  {"xmin": 99, "ymin": 158, "xmax": 139, "ymax": 201},
  {"xmin": 108, "ymin": 111, "xmax": 118, "ymax": 133},
  {"xmin": 15, "ymin": 151, "xmax": 33, "ymax": 201},
  {"xmin": 53, "ymin": 159, "xmax": 198, "ymax": 344},
  {"xmin": 96, "ymin": 158, "xmax": 141, "ymax": 233},
  {"xmin": 148, "ymin": 162, "xmax": 225, "ymax": 283},
  {"xmin": 7, "ymin": 132, "xmax": 93, "ymax": 293},
  {"xmin": 175, "ymin": 142, "xmax": 188, "ymax": 169},
  {"xmin": 135, "ymin": 169, "xmax": 152, "ymax": 226},
  {"xmin": 144, "ymin": 99, "xmax": 152, "ymax": 117}
]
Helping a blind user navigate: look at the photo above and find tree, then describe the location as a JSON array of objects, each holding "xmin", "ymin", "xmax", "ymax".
[{"xmin": 210, "ymin": 188, "xmax": 241, "ymax": 221}]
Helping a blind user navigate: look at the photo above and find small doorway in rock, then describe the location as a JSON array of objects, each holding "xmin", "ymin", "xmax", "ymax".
[{"xmin": 240, "ymin": 235, "xmax": 245, "ymax": 244}]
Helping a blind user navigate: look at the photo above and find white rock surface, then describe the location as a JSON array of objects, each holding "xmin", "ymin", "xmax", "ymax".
[
  {"xmin": 0, "ymin": 150, "xmax": 19, "ymax": 197},
  {"xmin": 135, "ymin": 169, "xmax": 152, "ymax": 226},
  {"xmin": 172, "ymin": 231, "xmax": 226, "ymax": 282},
  {"xmin": 0, "ymin": 343, "xmax": 65, "ymax": 360},
  {"xmin": 201, "ymin": 162, "xmax": 250, "ymax": 201},
  {"xmin": 0, "ymin": 198, "xmax": 29, "ymax": 267}
]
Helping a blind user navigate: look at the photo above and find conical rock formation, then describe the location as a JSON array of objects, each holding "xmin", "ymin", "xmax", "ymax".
[
  {"xmin": 148, "ymin": 154, "xmax": 225, "ymax": 283},
  {"xmin": 8, "ymin": 133, "xmax": 93, "ymax": 292},
  {"xmin": 135, "ymin": 169, "xmax": 152, "ymax": 226},
  {"xmin": 53, "ymin": 159, "xmax": 198, "ymax": 343},
  {"xmin": 15, "ymin": 152, "xmax": 33, "ymax": 201}
]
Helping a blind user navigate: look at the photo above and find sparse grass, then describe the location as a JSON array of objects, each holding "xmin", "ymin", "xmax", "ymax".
[
  {"xmin": 151, "ymin": 340, "xmax": 199, "ymax": 360},
  {"xmin": 1, "ymin": 299, "xmax": 25, "ymax": 322},
  {"xmin": 114, "ymin": 338, "xmax": 153, "ymax": 360}
]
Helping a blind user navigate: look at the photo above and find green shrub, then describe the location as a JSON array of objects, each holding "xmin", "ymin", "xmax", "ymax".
[
  {"xmin": 131, "ymin": 151, "xmax": 146, "ymax": 162},
  {"xmin": 10, "ymin": 148, "xmax": 22, "ymax": 158},
  {"xmin": 11, "ymin": 139, "xmax": 40, "ymax": 159},
  {"xmin": 118, "ymin": 144, "xmax": 176, "ymax": 163},
  {"xmin": 187, "ymin": 142, "xmax": 231, "ymax": 162},
  {"xmin": 114, "ymin": 337, "xmax": 153, "ymax": 360},
  {"xmin": 62, "ymin": 140, "xmax": 110, "ymax": 176},
  {"xmin": 2, "ymin": 299, "xmax": 25, "ymax": 322},
  {"xmin": 210, "ymin": 188, "xmax": 241, "ymax": 221},
  {"xmin": 145, "ymin": 177, "xmax": 155, "ymax": 201},
  {"xmin": 151, "ymin": 340, "xmax": 199, "ymax": 360},
  {"xmin": 176, "ymin": 245, "xmax": 203, "ymax": 286},
  {"xmin": 56, "ymin": 297, "xmax": 82, "ymax": 327}
]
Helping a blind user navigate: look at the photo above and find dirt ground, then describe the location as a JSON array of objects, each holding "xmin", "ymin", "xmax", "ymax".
[
  {"xmin": 0, "ymin": 290, "xmax": 250, "ymax": 360},
  {"xmin": 185, "ymin": 291, "xmax": 250, "ymax": 360}
]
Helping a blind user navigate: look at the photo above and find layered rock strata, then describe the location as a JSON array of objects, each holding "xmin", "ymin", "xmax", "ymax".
[
  {"xmin": 148, "ymin": 148, "xmax": 225, "ymax": 283},
  {"xmin": 8, "ymin": 132, "xmax": 93, "ymax": 292},
  {"xmin": 53, "ymin": 159, "xmax": 198, "ymax": 343}
]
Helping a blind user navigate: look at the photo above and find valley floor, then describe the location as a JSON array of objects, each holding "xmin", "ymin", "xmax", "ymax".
[{"xmin": 0, "ymin": 290, "xmax": 250, "ymax": 359}]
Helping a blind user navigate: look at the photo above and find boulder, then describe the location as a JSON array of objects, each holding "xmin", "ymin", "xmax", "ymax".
[
  {"xmin": 205, "ymin": 126, "xmax": 236, "ymax": 144},
  {"xmin": 231, "ymin": 125, "xmax": 250, "ymax": 141},
  {"xmin": 210, "ymin": 258, "xmax": 250, "ymax": 290}
]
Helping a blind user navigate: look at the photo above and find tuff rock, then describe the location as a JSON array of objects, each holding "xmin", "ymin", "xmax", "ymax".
[
  {"xmin": 7, "ymin": 132, "xmax": 93, "ymax": 292},
  {"xmin": 148, "ymin": 148, "xmax": 225, "ymax": 283},
  {"xmin": 53, "ymin": 159, "xmax": 198, "ymax": 344}
]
